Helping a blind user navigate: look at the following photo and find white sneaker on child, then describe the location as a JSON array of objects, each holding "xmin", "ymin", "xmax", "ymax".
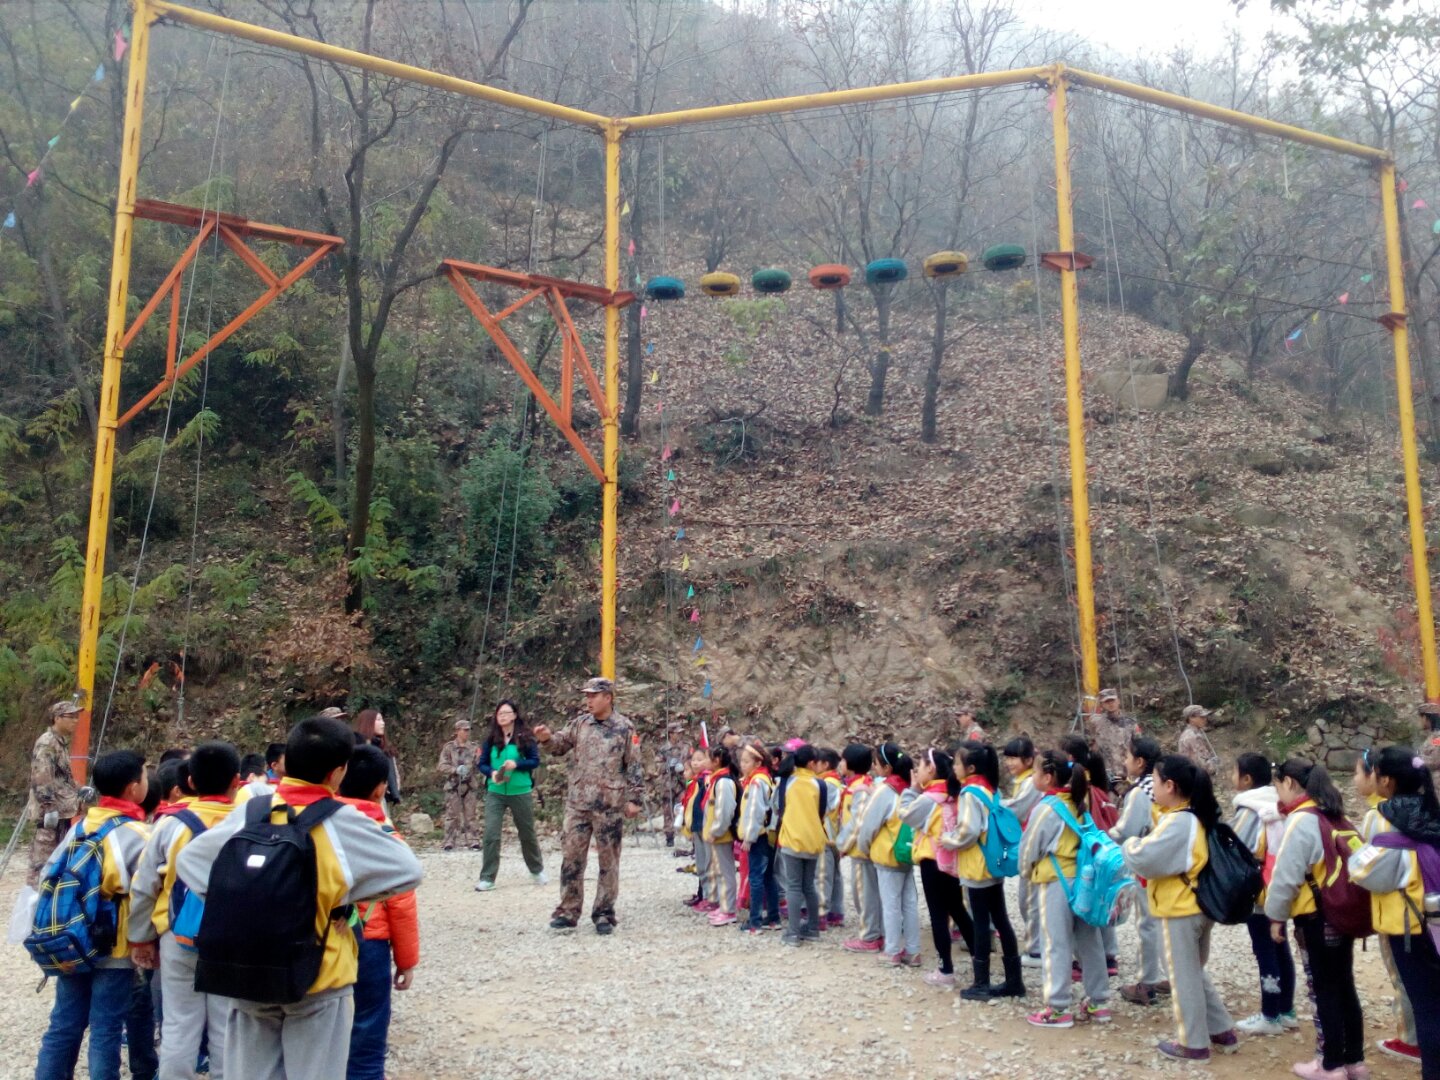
[
  {"xmin": 532, "ymin": 870, "xmax": 549, "ymax": 886},
  {"xmin": 1235, "ymin": 1013, "xmax": 1286, "ymax": 1036}
]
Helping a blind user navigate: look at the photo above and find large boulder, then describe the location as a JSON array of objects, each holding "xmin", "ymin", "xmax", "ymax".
[
  {"xmin": 1089, "ymin": 367, "xmax": 1170, "ymax": 411},
  {"xmin": 407, "ymin": 811, "xmax": 435, "ymax": 836}
]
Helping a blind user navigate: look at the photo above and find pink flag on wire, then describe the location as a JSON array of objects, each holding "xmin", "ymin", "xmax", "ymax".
[
  {"xmin": 1414, "ymin": 199, "xmax": 1429, "ymax": 210},
  {"xmin": 1398, "ymin": 179, "xmax": 1409, "ymax": 193},
  {"xmin": 669, "ymin": 498, "xmax": 680, "ymax": 515},
  {"xmin": 690, "ymin": 609, "xmax": 700, "ymax": 623},
  {"xmin": 1338, "ymin": 292, "xmax": 1349, "ymax": 304},
  {"xmin": 661, "ymin": 445, "xmax": 672, "ymax": 461},
  {"xmin": 114, "ymin": 30, "xmax": 128, "ymax": 61},
  {"xmin": 26, "ymin": 168, "xmax": 41, "ymax": 187},
  {"xmin": 627, "ymin": 239, "xmax": 635, "ymax": 257}
]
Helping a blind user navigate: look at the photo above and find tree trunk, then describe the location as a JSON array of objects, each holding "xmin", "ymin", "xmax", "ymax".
[
  {"xmin": 1399, "ymin": 205, "xmax": 1440, "ymax": 442},
  {"xmin": 921, "ymin": 280, "xmax": 948, "ymax": 443},
  {"xmin": 34, "ymin": 192, "xmax": 98, "ymax": 438},
  {"xmin": 345, "ymin": 351, "xmax": 376, "ymax": 614},
  {"xmin": 1168, "ymin": 335, "xmax": 1205, "ymax": 401},
  {"xmin": 834, "ymin": 289, "xmax": 845, "ymax": 335},
  {"xmin": 865, "ymin": 287, "xmax": 892, "ymax": 416},
  {"xmin": 620, "ymin": 156, "xmax": 646, "ymax": 438},
  {"xmin": 333, "ymin": 333, "xmax": 350, "ymax": 491}
]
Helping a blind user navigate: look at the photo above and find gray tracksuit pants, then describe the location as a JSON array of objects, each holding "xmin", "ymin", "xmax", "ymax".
[
  {"xmin": 694, "ymin": 835, "xmax": 712, "ymax": 899},
  {"xmin": 159, "ymin": 932, "xmax": 230, "ymax": 1080},
  {"xmin": 226, "ymin": 989, "xmax": 354, "ymax": 1080},
  {"xmin": 817, "ymin": 847, "xmax": 844, "ymax": 919},
  {"xmin": 876, "ymin": 864, "xmax": 920, "ymax": 957},
  {"xmin": 1038, "ymin": 879, "xmax": 1110, "ymax": 1010},
  {"xmin": 1163, "ymin": 914, "xmax": 1233, "ymax": 1051},
  {"xmin": 1137, "ymin": 890, "xmax": 1168, "ymax": 985},
  {"xmin": 1019, "ymin": 874, "xmax": 1039, "ymax": 954},
  {"xmin": 707, "ymin": 840, "xmax": 737, "ymax": 913},
  {"xmin": 849, "ymin": 858, "xmax": 883, "ymax": 942}
]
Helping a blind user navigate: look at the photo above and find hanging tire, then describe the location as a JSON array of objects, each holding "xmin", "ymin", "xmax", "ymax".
[
  {"xmin": 808, "ymin": 263, "xmax": 851, "ymax": 289},
  {"xmin": 645, "ymin": 275, "xmax": 685, "ymax": 300},
  {"xmin": 923, "ymin": 251, "xmax": 969, "ymax": 278},
  {"xmin": 700, "ymin": 271, "xmax": 741, "ymax": 297},
  {"xmin": 865, "ymin": 257, "xmax": 908, "ymax": 285},
  {"xmin": 982, "ymin": 244, "xmax": 1026, "ymax": 272},
  {"xmin": 751, "ymin": 268, "xmax": 792, "ymax": 295}
]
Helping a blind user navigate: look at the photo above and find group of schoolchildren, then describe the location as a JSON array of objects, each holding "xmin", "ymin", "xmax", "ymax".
[
  {"xmin": 678, "ymin": 726, "xmax": 1440, "ymax": 1079},
  {"xmin": 26, "ymin": 715, "xmax": 423, "ymax": 1080}
]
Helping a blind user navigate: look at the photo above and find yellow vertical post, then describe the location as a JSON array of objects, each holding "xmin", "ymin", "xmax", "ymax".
[
  {"xmin": 1050, "ymin": 69, "xmax": 1101, "ymax": 705},
  {"xmin": 600, "ymin": 124, "xmax": 621, "ymax": 680},
  {"xmin": 73, "ymin": 0, "xmax": 152, "ymax": 782},
  {"xmin": 1380, "ymin": 161, "xmax": 1440, "ymax": 700}
]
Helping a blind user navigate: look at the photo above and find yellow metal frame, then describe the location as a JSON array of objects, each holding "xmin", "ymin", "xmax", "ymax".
[{"xmin": 74, "ymin": 3, "xmax": 1433, "ymax": 775}]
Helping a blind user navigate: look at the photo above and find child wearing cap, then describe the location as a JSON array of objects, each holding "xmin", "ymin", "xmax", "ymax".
[{"xmin": 1177, "ymin": 706, "xmax": 1220, "ymax": 775}]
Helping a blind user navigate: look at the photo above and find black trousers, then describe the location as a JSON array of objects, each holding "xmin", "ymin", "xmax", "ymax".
[
  {"xmin": 967, "ymin": 881, "xmax": 1019, "ymax": 963},
  {"xmin": 1390, "ymin": 932, "xmax": 1440, "ymax": 1080},
  {"xmin": 1295, "ymin": 912, "xmax": 1364, "ymax": 1070},
  {"xmin": 919, "ymin": 859, "xmax": 974, "ymax": 974}
]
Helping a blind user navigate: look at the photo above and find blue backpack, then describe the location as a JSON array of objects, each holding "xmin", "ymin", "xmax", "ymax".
[
  {"xmin": 164, "ymin": 808, "xmax": 208, "ymax": 952},
  {"xmin": 1042, "ymin": 795, "xmax": 1136, "ymax": 928},
  {"xmin": 25, "ymin": 815, "xmax": 126, "ymax": 975},
  {"xmin": 965, "ymin": 786, "xmax": 1022, "ymax": 878}
]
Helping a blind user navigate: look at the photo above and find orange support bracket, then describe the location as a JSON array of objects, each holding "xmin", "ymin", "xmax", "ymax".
[
  {"xmin": 440, "ymin": 259, "xmax": 636, "ymax": 484},
  {"xmin": 116, "ymin": 198, "xmax": 343, "ymax": 428}
]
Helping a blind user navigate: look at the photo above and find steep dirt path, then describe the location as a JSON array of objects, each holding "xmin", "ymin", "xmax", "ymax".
[{"xmin": 0, "ymin": 841, "xmax": 1417, "ymax": 1078}]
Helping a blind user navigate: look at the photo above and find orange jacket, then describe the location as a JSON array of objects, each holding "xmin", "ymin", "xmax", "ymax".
[{"xmin": 340, "ymin": 796, "xmax": 421, "ymax": 971}]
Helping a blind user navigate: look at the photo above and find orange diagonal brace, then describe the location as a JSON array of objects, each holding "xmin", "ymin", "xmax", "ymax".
[
  {"xmin": 119, "ymin": 217, "xmax": 217, "ymax": 351},
  {"xmin": 546, "ymin": 287, "xmax": 606, "ymax": 416},
  {"xmin": 219, "ymin": 223, "xmax": 280, "ymax": 288},
  {"xmin": 445, "ymin": 267, "xmax": 605, "ymax": 483}
]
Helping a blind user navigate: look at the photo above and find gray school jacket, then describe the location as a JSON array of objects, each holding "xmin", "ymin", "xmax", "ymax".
[
  {"xmin": 1020, "ymin": 796, "xmax": 1071, "ymax": 881},
  {"xmin": 1263, "ymin": 809, "xmax": 1324, "ymax": 922},
  {"xmin": 856, "ymin": 782, "xmax": 914, "ymax": 862},
  {"xmin": 1121, "ymin": 807, "xmax": 1200, "ymax": 881},
  {"xmin": 837, "ymin": 780, "xmax": 874, "ymax": 858},
  {"xmin": 703, "ymin": 775, "xmax": 739, "ymax": 843},
  {"xmin": 1004, "ymin": 773, "xmax": 1042, "ymax": 825},
  {"xmin": 736, "ymin": 774, "xmax": 773, "ymax": 845},
  {"xmin": 940, "ymin": 787, "xmax": 999, "ymax": 888},
  {"xmin": 1110, "ymin": 778, "xmax": 1154, "ymax": 842}
]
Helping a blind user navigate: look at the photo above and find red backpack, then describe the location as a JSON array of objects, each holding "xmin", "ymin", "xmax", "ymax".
[
  {"xmin": 1304, "ymin": 810, "xmax": 1373, "ymax": 939},
  {"xmin": 1087, "ymin": 788, "xmax": 1120, "ymax": 833}
]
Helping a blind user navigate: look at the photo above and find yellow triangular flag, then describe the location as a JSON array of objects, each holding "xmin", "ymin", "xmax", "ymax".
[
  {"xmin": 621, "ymin": 200, "xmax": 630, "ymax": 216},
  {"xmin": 649, "ymin": 370, "xmax": 658, "ymax": 385},
  {"xmin": 70, "ymin": 96, "xmax": 83, "ymax": 111},
  {"xmin": 1311, "ymin": 312, "xmax": 1319, "ymax": 323},
  {"xmin": 681, "ymin": 555, "xmax": 690, "ymax": 571},
  {"xmin": 694, "ymin": 655, "xmax": 709, "ymax": 667}
]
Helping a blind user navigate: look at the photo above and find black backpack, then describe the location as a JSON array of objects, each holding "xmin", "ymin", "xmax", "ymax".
[
  {"xmin": 1184, "ymin": 818, "xmax": 1263, "ymax": 925},
  {"xmin": 194, "ymin": 795, "xmax": 346, "ymax": 1004}
]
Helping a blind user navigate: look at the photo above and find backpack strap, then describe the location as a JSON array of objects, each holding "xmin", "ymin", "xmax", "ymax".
[
  {"xmin": 295, "ymin": 797, "xmax": 345, "ymax": 830},
  {"xmin": 168, "ymin": 808, "xmax": 206, "ymax": 838},
  {"xmin": 816, "ymin": 777, "xmax": 828, "ymax": 819},
  {"xmin": 1043, "ymin": 794, "xmax": 1087, "ymax": 836},
  {"xmin": 244, "ymin": 794, "xmax": 276, "ymax": 825}
]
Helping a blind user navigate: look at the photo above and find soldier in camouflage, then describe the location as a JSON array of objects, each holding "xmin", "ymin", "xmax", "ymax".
[
  {"xmin": 27, "ymin": 699, "xmax": 85, "ymax": 886},
  {"xmin": 657, "ymin": 723, "xmax": 688, "ymax": 848},
  {"xmin": 437, "ymin": 718, "xmax": 480, "ymax": 850},
  {"xmin": 1086, "ymin": 688, "xmax": 1139, "ymax": 786},
  {"xmin": 1418, "ymin": 702, "xmax": 1440, "ymax": 790},
  {"xmin": 534, "ymin": 677, "xmax": 643, "ymax": 934}
]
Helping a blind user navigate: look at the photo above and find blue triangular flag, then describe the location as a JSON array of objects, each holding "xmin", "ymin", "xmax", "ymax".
[
  {"xmin": 93, "ymin": 63, "xmax": 105, "ymax": 82},
  {"xmin": 47, "ymin": 135, "xmax": 60, "ymax": 148},
  {"xmin": 686, "ymin": 585, "xmax": 695, "ymax": 598},
  {"xmin": 676, "ymin": 527, "xmax": 686, "ymax": 540},
  {"xmin": 702, "ymin": 679, "xmax": 712, "ymax": 699},
  {"xmin": 646, "ymin": 343, "xmax": 654, "ymax": 354},
  {"xmin": 666, "ymin": 469, "xmax": 676, "ymax": 482},
  {"xmin": 693, "ymin": 636, "xmax": 703, "ymax": 652},
  {"xmin": 1286, "ymin": 327, "xmax": 1303, "ymax": 342},
  {"xmin": 2, "ymin": 212, "xmax": 14, "ymax": 229}
]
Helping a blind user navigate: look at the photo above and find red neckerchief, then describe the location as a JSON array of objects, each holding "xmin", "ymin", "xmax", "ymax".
[
  {"xmin": 884, "ymin": 774, "xmax": 908, "ymax": 796},
  {"xmin": 742, "ymin": 768, "xmax": 772, "ymax": 790},
  {"xmin": 194, "ymin": 794, "xmax": 233, "ymax": 805},
  {"xmin": 1043, "ymin": 785, "xmax": 1070, "ymax": 797},
  {"xmin": 706, "ymin": 768, "xmax": 732, "ymax": 795},
  {"xmin": 681, "ymin": 777, "xmax": 700, "ymax": 804},
  {"xmin": 154, "ymin": 801, "xmax": 188, "ymax": 817},
  {"xmin": 1279, "ymin": 795, "xmax": 1315, "ymax": 817},
  {"xmin": 962, "ymin": 776, "xmax": 994, "ymax": 793},
  {"xmin": 277, "ymin": 778, "xmax": 337, "ymax": 808},
  {"xmin": 98, "ymin": 796, "xmax": 146, "ymax": 821},
  {"xmin": 923, "ymin": 779, "xmax": 950, "ymax": 796},
  {"xmin": 819, "ymin": 770, "xmax": 840, "ymax": 782},
  {"xmin": 337, "ymin": 795, "xmax": 388, "ymax": 825},
  {"xmin": 845, "ymin": 774, "xmax": 872, "ymax": 792}
]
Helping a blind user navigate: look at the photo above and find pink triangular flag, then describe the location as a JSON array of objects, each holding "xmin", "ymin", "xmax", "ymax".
[
  {"xmin": 1046, "ymin": 92, "xmax": 1056, "ymax": 113},
  {"xmin": 1398, "ymin": 179, "xmax": 1409, "ymax": 193},
  {"xmin": 1413, "ymin": 199, "xmax": 1429, "ymax": 210},
  {"xmin": 1337, "ymin": 292, "xmax": 1349, "ymax": 304},
  {"xmin": 114, "ymin": 29, "xmax": 128, "ymax": 61},
  {"xmin": 640, "ymin": 305, "xmax": 648, "ymax": 319},
  {"xmin": 627, "ymin": 239, "xmax": 635, "ymax": 257},
  {"xmin": 690, "ymin": 609, "xmax": 700, "ymax": 623},
  {"xmin": 669, "ymin": 498, "xmax": 680, "ymax": 515},
  {"xmin": 661, "ymin": 445, "xmax": 672, "ymax": 461},
  {"xmin": 26, "ymin": 168, "xmax": 41, "ymax": 187}
]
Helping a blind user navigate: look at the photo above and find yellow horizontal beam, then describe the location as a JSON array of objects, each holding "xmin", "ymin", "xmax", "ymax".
[
  {"xmin": 620, "ymin": 67, "xmax": 1053, "ymax": 131},
  {"xmin": 1063, "ymin": 66, "xmax": 1387, "ymax": 162},
  {"xmin": 146, "ymin": 0, "xmax": 610, "ymax": 131}
]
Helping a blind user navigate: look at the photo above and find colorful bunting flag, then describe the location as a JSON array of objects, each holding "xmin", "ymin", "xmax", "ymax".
[
  {"xmin": 93, "ymin": 63, "xmax": 105, "ymax": 83},
  {"xmin": 702, "ymin": 679, "xmax": 712, "ymax": 699},
  {"xmin": 676, "ymin": 527, "xmax": 685, "ymax": 540},
  {"xmin": 1337, "ymin": 292, "xmax": 1349, "ymax": 305},
  {"xmin": 649, "ymin": 370, "xmax": 658, "ymax": 385},
  {"xmin": 690, "ymin": 609, "xmax": 700, "ymax": 623},
  {"xmin": 1413, "ymin": 199, "xmax": 1429, "ymax": 210},
  {"xmin": 1286, "ymin": 328, "xmax": 1303, "ymax": 342},
  {"xmin": 1434, "ymin": 219, "xmax": 1440, "ymax": 235},
  {"xmin": 621, "ymin": 200, "xmax": 630, "ymax": 216},
  {"xmin": 686, "ymin": 585, "xmax": 694, "ymax": 598},
  {"xmin": 2, "ymin": 212, "xmax": 14, "ymax": 229},
  {"xmin": 1046, "ymin": 92, "xmax": 1056, "ymax": 113},
  {"xmin": 694, "ymin": 655, "xmax": 709, "ymax": 667},
  {"xmin": 640, "ymin": 305, "xmax": 648, "ymax": 319},
  {"xmin": 627, "ymin": 239, "xmax": 635, "ymax": 257},
  {"xmin": 646, "ymin": 343, "xmax": 654, "ymax": 354},
  {"xmin": 681, "ymin": 555, "xmax": 690, "ymax": 571},
  {"xmin": 661, "ymin": 445, "xmax": 672, "ymax": 461},
  {"xmin": 669, "ymin": 498, "xmax": 680, "ymax": 516},
  {"xmin": 1360, "ymin": 274, "xmax": 1373, "ymax": 284},
  {"xmin": 693, "ymin": 636, "xmax": 703, "ymax": 652},
  {"xmin": 26, "ymin": 168, "xmax": 41, "ymax": 187},
  {"xmin": 114, "ymin": 29, "xmax": 128, "ymax": 61},
  {"xmin": 69, "ymin": 96, "xmax": 82, "ymax": 111},
  {"xmin": 47, "ymin": 135, "xmax": 59, "ymax": 148},
  {"xmin": 666, "ymin": 469, "xmax": 675, "ymax": 482},
  {"xmin": 1399, "ymin": 179, "xmax": 1409, "ymax": 193}
]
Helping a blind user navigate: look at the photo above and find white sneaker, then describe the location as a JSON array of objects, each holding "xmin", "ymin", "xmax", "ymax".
[
  {"xmin": 1021, "ymin": 953, "xmax": 1043, "ymax": 968},
  {"xmin": 474, "ymin": 880, "xmax": 495, "ymax": 892},
  {"xmin": 532, "ymin": 870, "xmax": 549, "ymax": 886},
  {"xmin": 1235, "ymin": 1012, "xmax": 1286, "ymax": 1036},
  {"xmin": 1280, "ymin": 1011, "xmax": 1300, "ymax": 1030}
]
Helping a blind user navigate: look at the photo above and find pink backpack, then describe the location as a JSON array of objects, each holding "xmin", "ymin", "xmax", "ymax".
[{"xmin": 922, "ymin": 788, "xmax": 961, "ymax": 877}]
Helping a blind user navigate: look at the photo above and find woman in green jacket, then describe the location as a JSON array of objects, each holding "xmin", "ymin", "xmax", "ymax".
[{"xmin": 475, "ymin": 700, "xmax": 547, "ymax": 891}]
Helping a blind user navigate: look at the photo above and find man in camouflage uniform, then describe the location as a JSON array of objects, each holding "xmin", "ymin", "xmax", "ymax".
[
  {"xmin": 27, "ymin": 699, "xmax": 85, "ymax": 886},
  {"xmin": 657, "ymin": 723, "xmax": 688, "ymax": 849},
  {"xmin": 1177, "ymin": 704, "xmax": 1221, "ymax": 775},
  {"xmin": 534, "ymin": 677, "xmax": 643, "ymax": 934},
  {"xmin": 1419, "ymin": 702, "xmax": 1440, "ymax": 789},
  {"xmin": 438, "ymin": 718, "xmax": 479, "ymax": 850},
  {"xmin": 1086, "ymin": 687, "xmax": 1139, "ymax": 785}
]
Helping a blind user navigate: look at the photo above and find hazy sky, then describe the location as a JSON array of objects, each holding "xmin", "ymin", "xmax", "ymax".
[{"xmin": 1010, "ymin": 0, "xmax": 1290, "ymax": 59}]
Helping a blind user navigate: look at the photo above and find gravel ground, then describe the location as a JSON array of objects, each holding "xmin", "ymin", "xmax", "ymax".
[{"xmin": 0, "ymin": 837, "xmax": 1420, "ymax": 1079}]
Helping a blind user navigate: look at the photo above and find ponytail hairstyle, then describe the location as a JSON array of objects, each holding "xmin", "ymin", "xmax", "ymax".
[
  {"xmin": 961, "ymin": 741, "xmax": 1000, "ymax": 792},
  {"xmin": 1375, "ymin": 745, "xmax": 1440, "ymax": 817},
  {"xmin": 708, "ymin": 743, "xmax": 738, "ymax": 778},
  {"xmin": 1276, "ymin": 757, "xmax": 1344, "ymax": 820},
  {"xmin": 1235, "ymin": 752, "xmax": 1272, "ymax": 788},
  {"xmin": 877, "ymin": 743, "xmax": 913, "ymax": 783},
  {"xmin": 1037, "ymin": 748, "xmax": 1088, "ymax": 812},
  {"xmin": 1061, "ymin": 733, "xmax": 1111, "ymax": 794},
  {"xmin": 925, "ymin": 747, "xmax": 961, "ymax": 798},
  {"xmin": 1156, "ymin": 754, "xmax": 1221, "ymax": 828},
  {"xmin": 1002, "ymin": 736, "xmax": 1035, "ymax": 764},
  {"xmin": 1128, "ymin": 735, "xmax": 1163, "ymax": 777}
]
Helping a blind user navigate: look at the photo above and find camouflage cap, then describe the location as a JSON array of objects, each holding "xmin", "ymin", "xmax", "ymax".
[
  {"xmin": 316, "ymin": 706, "xmax": 347, "ymax": 720},
  {"xmin": 1182, "ymin": 704, "xmax": 1211, "ymax": 719},
  {"xmin": 49, "ymin": 699, "xmax": 82, "ymax": 719},
  {"xmin": 1098, "ymin": 688, "xmax": 1120, "ymax": 702},
  {"xmin": 454, "ymin": 718, "xmax": 472, "ymax": 730},
  {"xmin": 579, "ymin": 677, "xmax": 615, "ymax": 695}
]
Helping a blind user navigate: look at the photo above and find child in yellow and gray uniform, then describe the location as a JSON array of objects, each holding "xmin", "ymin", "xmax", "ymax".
[
  {"xmin": 736, "ymin": 740, "xmax": 779, "ymax": 932},
  {"xmin": 1122, "ymin": 754, "xmax": 1236, "ymax": 1062},
  {"xmin": 815, "ymin": 749, "xmax": 846, "ymax": 927},
  {"xmin": 1111, "ymin": 735, "xmax": 1169, "ymax": 1006},
  {"xmin": 701, "ymin": 746, "xmax": 741, "ymax": 926},
  {"xmin": 1003, "ymin": 737, "xmax": 1043, "ymax": 965},
  {"xmin": 1022, "ymin": 751, "xmax": 1109, "ymax": 1028},
  {"xmin": 777, "ymin": 745, "xmax": 829, "ymax": 945},
  {"xmin": 838, "ymin": 744, "xmax": 883, "ymax": 951},
  {"xmin": 1349, "ymin": 746, "xmax": 1440, "ymax": 1078},
  {"xmin": 856, "ymin": 743, "xmax": 919, "ymax": 964}
]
